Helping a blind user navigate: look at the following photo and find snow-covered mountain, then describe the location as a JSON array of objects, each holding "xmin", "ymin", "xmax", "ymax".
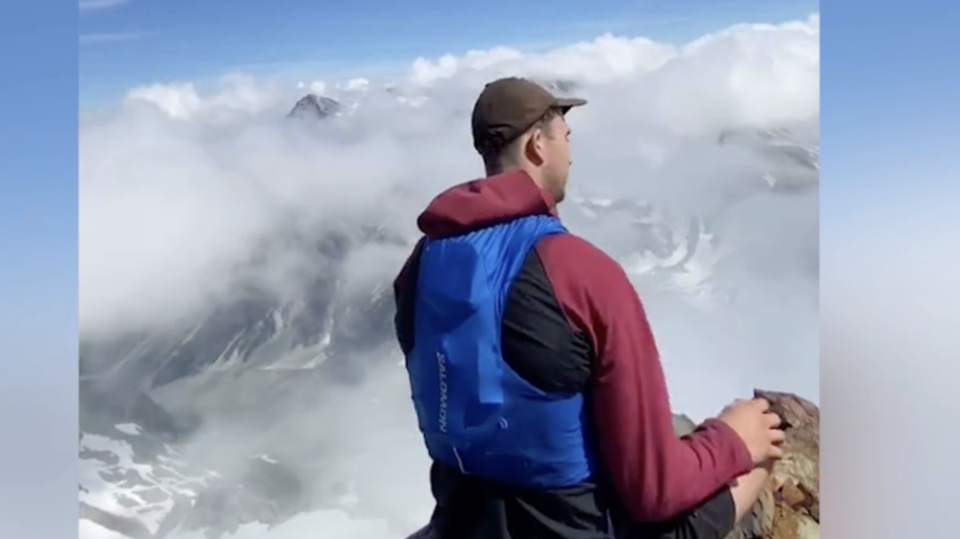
[
  {"xmin": 564, "ymin": 122, "xmax": 818, "ymax": 307},
  {"xmin": 79, "ymin": 94, "xmax": 818, "ymax": 539}
]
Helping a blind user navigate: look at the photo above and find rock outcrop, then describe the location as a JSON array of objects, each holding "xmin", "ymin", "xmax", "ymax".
[
  {"xmin": 672, "ymin": 391, "xmax": 818, "ymax": 539},
  {"xmin": 287, "ymin": 94, "xmax": 342, "ymax": 121},
  {"xmin": 724, "ymin": 390, "xmax": 819, "ymax": 539},
  {"xmin": 628, "ymin": 392, "xmax": 822, "ymax": 539}
]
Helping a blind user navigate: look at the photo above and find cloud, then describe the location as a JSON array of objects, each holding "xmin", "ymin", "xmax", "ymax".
[
  {"xmin": 79, "ymin": 31, "xmax": 152, "ymax": 45},
  {"xmin": 79, "ymin": 0, "xmax": 131, "ymax": 12},
  {"xmin": 81, "ymin": 14, "xmax": 818, "ymax": 331},
  {"xmin": 79, "ymin": 14, "xmax": 819, "ymax": 538}
]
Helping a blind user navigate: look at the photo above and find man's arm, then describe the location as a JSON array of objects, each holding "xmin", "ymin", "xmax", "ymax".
[
  {"xmin": 534, "ymin": 234, "xmax": 754, "ymax": 522},
  {"xmin": 393, "ymin": 238, "xmax": 425, "ymax": 356}
]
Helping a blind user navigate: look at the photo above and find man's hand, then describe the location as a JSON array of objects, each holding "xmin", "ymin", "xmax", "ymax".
[{"xmin": 717, "ymin": 398, "xmax": 786, "ymax": 464}]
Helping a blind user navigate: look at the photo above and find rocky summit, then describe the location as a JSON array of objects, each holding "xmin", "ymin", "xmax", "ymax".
[
  {"xmin": 286, "ymin": 94, "xmax": 342, "ymax": 121},
  {"xmin": 676, "ymin": 391, "xmax": 820, "ymax": 539}
]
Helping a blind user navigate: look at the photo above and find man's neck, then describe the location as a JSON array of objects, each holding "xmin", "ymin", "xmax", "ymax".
[
  {"xmin": 492, "ymin": 164, "xmax": 546, "ymax": 192},
  {"xmin": 487, "ymin": 166, "xmax": 558, "ymax": 214}
]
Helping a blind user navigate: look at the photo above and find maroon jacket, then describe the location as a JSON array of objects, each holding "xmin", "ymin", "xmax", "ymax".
[{"xmin": 394, "ymin": 171, "xmax": 753, "ymax": 534}]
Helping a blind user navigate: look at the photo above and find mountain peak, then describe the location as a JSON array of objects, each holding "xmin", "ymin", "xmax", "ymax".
[{"xmin": 287, "ymin": 94, "xmax": 342, "ymax": 121}]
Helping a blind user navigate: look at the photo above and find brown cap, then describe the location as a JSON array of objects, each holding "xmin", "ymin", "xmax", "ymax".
[{"xmin": 471, "ymin": 77, "xmax": 587, "ymax": 155}]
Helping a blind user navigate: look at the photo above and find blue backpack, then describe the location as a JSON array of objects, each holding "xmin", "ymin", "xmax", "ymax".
[{"xmin": 404, "ymin": 214, "xmax": 599, "ymax": 490}]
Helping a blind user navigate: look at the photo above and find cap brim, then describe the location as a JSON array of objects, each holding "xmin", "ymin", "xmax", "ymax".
[{"xmin": 552, "ymin": 97, "xmax": 588, "ymax": 113}]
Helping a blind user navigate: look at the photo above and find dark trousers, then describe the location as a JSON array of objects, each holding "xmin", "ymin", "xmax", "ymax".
[
  {"xmin": 406, "ymin": 487, "xmax": 736, "ymax": 539},
  {"xmin": 616, "ymin": 488, "xmax": 736, "ymax": 539}
]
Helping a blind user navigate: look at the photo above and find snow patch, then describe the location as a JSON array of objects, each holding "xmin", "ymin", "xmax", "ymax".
[{"xmin": 114, "ymin": 423, "xmax": 141, "ymax": 436}]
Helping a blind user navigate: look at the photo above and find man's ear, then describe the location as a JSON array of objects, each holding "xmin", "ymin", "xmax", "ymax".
[{"xmin": 524, "ymin": 129, "xmax": 546, "ymax": 165}]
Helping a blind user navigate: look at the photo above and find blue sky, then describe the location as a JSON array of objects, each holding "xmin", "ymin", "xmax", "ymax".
[{"xmin": 80, "ymin": 0, "xmax": 817, "ymax": 106}]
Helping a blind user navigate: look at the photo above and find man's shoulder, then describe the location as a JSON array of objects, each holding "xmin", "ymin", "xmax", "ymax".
[
  {"xmin": 527, "ymin": 231, "xmax": 641, "ymax": 345},
  {"xmin": 537, "ymin": 232, "xmax": 623, "ymax": 267},
  {"xmin": 535, "ymin": 232, "xmax": 629, "ymax": 283}
]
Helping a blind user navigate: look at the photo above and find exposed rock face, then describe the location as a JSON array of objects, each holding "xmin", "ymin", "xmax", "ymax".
[
  {"xmin": 672, "ymin": 392, "xmax": 818, "ymax": 539},
  {"xmin": 723, "ymin": 390, "xmax": 819, "ymax": 539},
  {"xmin": 79, "ymin": 445, "xmax": 305, "ymax": 539},
  {"xmin": 287, "ymin": 94, "xmax": 342, "ymax": 121}
]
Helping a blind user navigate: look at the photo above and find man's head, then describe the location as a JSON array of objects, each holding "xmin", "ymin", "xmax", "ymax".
[{"xmin": 471, "ymin": 77, "xmax": 586, "ymax": 204}]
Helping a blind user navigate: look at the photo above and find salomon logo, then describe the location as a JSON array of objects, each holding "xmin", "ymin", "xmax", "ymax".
[{"xmin": 437, "ymin": 350, "xmax": 448, "ymax": 433}]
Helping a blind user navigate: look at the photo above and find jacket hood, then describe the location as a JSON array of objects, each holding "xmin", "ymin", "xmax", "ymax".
[{"xmin": 416, "ymin": 170, "xmax": 556, "ymax": 239}]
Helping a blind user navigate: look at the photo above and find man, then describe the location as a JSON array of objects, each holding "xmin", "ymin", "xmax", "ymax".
[{"xmin": 393, "ymin": 77, "xmax": 786, "ymax": 539}]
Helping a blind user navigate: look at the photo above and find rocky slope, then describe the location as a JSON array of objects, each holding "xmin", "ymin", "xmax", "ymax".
[
  {"xmin": 675, "ymin": 391, "xmax": 820, "ymax": 539},
  {"xmin": 80, "ymin": 420, "xmax": 314, "ymax": 539}
]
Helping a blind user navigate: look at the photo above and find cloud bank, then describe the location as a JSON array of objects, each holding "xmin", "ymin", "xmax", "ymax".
[
  {"xmin": 80, "ymin": 14, "xmax": 818, "ymax": 335},
  {"xmin": 79, "ymin": 14, "xmax": 819, "ymax": 538}
]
